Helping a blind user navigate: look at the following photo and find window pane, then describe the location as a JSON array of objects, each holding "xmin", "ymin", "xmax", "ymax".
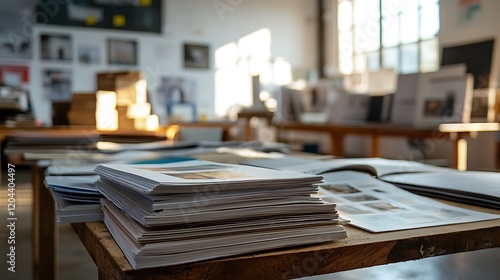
[
  {"xmin": 420, "ymin": 4, "xmax": 439, "ymax": 39},
  {"xmin": 353, "ymin": 0, "xmax": 380, "ymax": 26},
  {"xmin": 420, "ymin": 0, "xmax": 439, "ymax": 6},
  {"xmin": 354, "ymin": 53, "xmax": 367, "ymax": 73},
  {"xmin": 339, "ymin": 30, "xmax": 354, "ymax": 74},
  {"xmin": 382, "ymin": 0, "xmax": 402, "ymax": 16},
  {"xmin": 367, "ymin": 51, "xmax": 380, "ymax": 71},
  {"xmin": 382, "ymin": 14, "xmax": 399, "ymax": 47},
  {"xmin": 400, "ymin": 43, "xmax": 419, "ymax": 74},
  {"xmin": 353, "ymin": 0, "xmax": 380, "ymax": 52},
  {"xmin": 420, "ymin": 39, "xmax": 439, "ymax": 73},
  {"xmin": 400, "ymin": 0, "xmax": 419, "ymax": 12},
  {"xmin": 354, "ymin": 27, "xmax": 380, "ymax": 53},
  {"xmin": 400, "ymin": 10, "xmax": 419, "ymax": 44},
  {"xmin": 339, "ymin": 56, "xmax": 354, "ymax": 74},
  {"xmin": 338, "ymin": 0, "xmax": 353, "ymax": 31},
  {"xmin": 339, "ymin": 30, "xmax": 354, "ymax": 56},
  {"xmin": 382, "ymin": 47, "xmax": 399, "ymax": 72}
]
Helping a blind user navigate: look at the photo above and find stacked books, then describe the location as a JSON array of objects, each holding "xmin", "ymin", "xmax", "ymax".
[{"xmin": 95, "ymin": 159, "xmax": 347, "ymax": 268}]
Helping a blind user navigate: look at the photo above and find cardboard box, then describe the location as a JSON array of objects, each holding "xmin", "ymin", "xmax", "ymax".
[
  {"xmin": 116, "ymin": 106, "xmax": 135, "ymax": 130},
  {"xmin": 68, "ymin": 110, "xmax": 96, "ymax": 125},
  {"xmin": 71, "ymin": 92, "xmax": 97, "ymax": 110},
  {"xmin": 96, "ymin": 71, "xmax": 143, "ymax": 106}
]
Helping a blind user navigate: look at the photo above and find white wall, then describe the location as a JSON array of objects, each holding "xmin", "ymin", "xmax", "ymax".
[{"xmin": 4, "ymin": 0, "xmax": 317, "ymax": 125}]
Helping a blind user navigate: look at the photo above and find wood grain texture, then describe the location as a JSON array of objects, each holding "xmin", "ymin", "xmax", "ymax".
[
  {"xmin": 32, "ymin": 165, "xmax": 57, "ymax": 280},
  {"xmin": 72, "ymin": 200, "xmax": 500, "ymax": 280}
]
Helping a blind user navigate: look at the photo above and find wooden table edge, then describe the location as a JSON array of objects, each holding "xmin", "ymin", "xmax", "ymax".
[{"xmin": 72, "ymin": 215, "xmax": 500, "ymax": 279}]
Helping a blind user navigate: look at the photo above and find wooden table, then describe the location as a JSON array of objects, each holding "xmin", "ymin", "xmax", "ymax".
[
  {"xmin": 29, "ymin": 161, "xmax": 500, "ymax": 280},
  {"xmin": 276, "ymin": 122, "xmax": 500, "ymax": 171},
  {"xmin": 71, "ymin": 199, "xmax": 500, "ymax": 279}
]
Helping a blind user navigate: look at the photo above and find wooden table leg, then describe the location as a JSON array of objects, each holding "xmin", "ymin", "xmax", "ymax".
[
  {"xmin": 330, "ymin": 134, "xmax": 345, "ymax": 157},
  {"xmin": 451, "ymin": 137, "xmax": 468, "ymax": 171},
  {"xmin": 371, "ymin": 135, "xmax": 380, "ymax": 157},
  {"xmin": 32, "ymin": 165, "xmax": 57, "ymax": 280}
]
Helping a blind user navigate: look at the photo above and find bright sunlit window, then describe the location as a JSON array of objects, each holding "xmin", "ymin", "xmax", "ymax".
[{"xmin": 338, "ymin": 0, "xmax": 440, "ymax": 75}]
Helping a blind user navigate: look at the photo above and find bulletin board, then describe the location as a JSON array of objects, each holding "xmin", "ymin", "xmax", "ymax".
[{"xmin": 36, "ymin": 0, "xmax": 162, "ymax": 33}]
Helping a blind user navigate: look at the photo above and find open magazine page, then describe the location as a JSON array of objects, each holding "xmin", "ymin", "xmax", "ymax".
[
  {"xmin": 382, "ymin": 171, "xmax": 500, "ymax": 209},
  {"xmin": 95, "ymin": 159, "xmax": 323, "ymax": 194},
  {"xmin": 318, "ymin": 171, "xmax": 499, "ymax": 232},
  {"xmin": 244, "ymin": 157, "xmax": 449, "ymax": 176}
]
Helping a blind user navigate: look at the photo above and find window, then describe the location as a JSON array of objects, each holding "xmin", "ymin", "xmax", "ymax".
[{"xmin": 338, "ymin": 0, "xmax": 440, "ymax": 75}]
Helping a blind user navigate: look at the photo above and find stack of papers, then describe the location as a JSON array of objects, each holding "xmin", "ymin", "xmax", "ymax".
[
  {"xmin": 45, "ymin": 175, "xmax": 103, "ymax": 223},
  {"xmin": 95, "ymin": 159, "xmax": 347, "ymax": 268}
]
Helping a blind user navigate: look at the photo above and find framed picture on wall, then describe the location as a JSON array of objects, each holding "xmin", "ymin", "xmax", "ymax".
[
  {"xmin": 78, "ymin": 44, "xmax": 101, "ymax": 64},
  {"xmin": 414, "ymin": 71, "xmax": 474, "ymax": 126},
  {"xmin": 107, "ymin": 38, "xmax": 137, "ymax": 65},
  {"xmin": 40, "ymin": 34, "xmax": 72, "ymax": 61},
  {"xmin": 183, "ymin": 43, "xmax": 209, "ymax": 69},
  {"xmin": 42, "ymin": 69, "xmax": 72, "ymax": 101}
]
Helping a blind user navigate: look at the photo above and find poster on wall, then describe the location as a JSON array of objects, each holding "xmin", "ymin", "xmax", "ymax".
[
  {"xmin": 40, "ymin": 34, "xmax": 73, "ymax": 61},
  {"xmin": 458, "ymin": 0, "xmax": 482, "ymax": 24},
  {"xmin": 161, "ymin": 76, "xmax": 198, "ymax": 122},
  {"xmin": 36, "ymin": 0, "xmax": 162, "ymax": 33},
  {"xmin": 0, "ymin": 64, "xmax": 29, "ymax": 89},
  {"xmin": 42, "ymin": 69, "xmax": 72, "ymax": 101},
  {"xmin": 0, "ymin": 1, "xmax": 34, "ymax": 59}
]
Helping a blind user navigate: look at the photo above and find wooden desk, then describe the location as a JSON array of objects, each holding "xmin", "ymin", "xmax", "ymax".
[
  {"xmin": 72, "ymin": 199, "xmax": 500, "ymax": 279},
  {"xmin": 276, "ymin": 122, "xmax": 500, "ymax": 171},
  {"xmin": 237, "ymin": 111, "xmax": 274, "ymax": 141}
]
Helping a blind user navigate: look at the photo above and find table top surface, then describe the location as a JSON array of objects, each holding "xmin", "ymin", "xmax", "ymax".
[
  {"xmin": 276, "ymin": 122, "xmax": 500, "ymax": 135},
  {"xmin": 72, "ymin": 200, "xmax": 500, "ymax": 280}
]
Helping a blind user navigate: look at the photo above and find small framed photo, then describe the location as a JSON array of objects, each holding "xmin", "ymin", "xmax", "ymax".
[
  {"xmin": 40, "ymin": 34, "xmax": 72, "ymax": 61},
  {"xmin": 414, "ymin": 72, "xmax": 474, "ymax": 126},
  {"xmin": 78, "ymin": 45, "xmax": 101, "ymax": 64},
  {"xmin": 470, "ymin": 88, "xmax": 497, "ymax": 122},
  {"xmin": 183, "ymin": 43, "xmax": 209, "ymax": 69},
  {"xmin": 107, "ymin": 39, "xmax": 137, "ymax": 65}
]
